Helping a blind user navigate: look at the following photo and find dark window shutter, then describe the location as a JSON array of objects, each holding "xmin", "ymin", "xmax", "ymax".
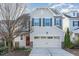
[
  {"xmin": 73, "ymin": 21, "xmax": 74, "ymax": 27},
  {"xmin": 43, "ymin": 18, "xmax": 45, "ymax": 26},
  {"xmin": 54, "ymin": 18, "xmax": 56, "ymax": 25},
  {"xmin": 78, "ymin": 21, "xmax": 79, "ymax": 27},
  {"xmin": 32, "ymin": 18, "xmax": 34, "ymax": 26},
  {"xmin": 39, "ymin": 18, "xmax": 41, "ymax": 26},
  {"xmin": 50, "ymin": 18, "xmax": 52, "ymax": 26},
  {"xmin": 60, "ymin": 19, "xmax": 62, "ymax": 26}
]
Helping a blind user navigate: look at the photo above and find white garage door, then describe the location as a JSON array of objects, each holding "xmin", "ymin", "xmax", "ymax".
[
  {"xmin": 31, "ymin": 26, "xmax": 65, "ymax": 48},
  {"xmin": 33, "ymin": 36, "xmax": 63, "ymax": 48}
]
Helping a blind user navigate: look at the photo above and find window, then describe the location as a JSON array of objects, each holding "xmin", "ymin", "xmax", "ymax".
[
  {"xmin": 43, "ymin": 18, "xmax": 52, "ymax": 26},
  {"xmin": 47, "ymin": 36, "xmax": 53, "ymax": 39},
  {"xmin": 73, "ymin": 21, "xmax": 79, "ymax": 27},
  {"xmin": 41, "ymin": 36, "xmax": 46, "ymax": 39},
  {"xmin": 73, "ymin": 12, "xmax": 77, "ymax": 17},
  {"xmin": 54, "ymin": 36, "xmax": 60, "ymax": 39},
  {"xmin": 32, "ymin": 18, "xmax": 41, "ymax": 26},
  {"xmin": 34, "ymin": 36, "xmax": 40, "ymax": 39},
  {"xmin": 73, "ymin": 12, "xmax": 76, "ymax": 16},
  {"xmin": 54, "ymin": 17, "xmax": 62, "ymax": 26},
  {"xmin": 21, "ymin": 35, "xmax": 23, "ymax": 40}
]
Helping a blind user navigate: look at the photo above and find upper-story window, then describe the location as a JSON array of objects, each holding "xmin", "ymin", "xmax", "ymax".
[
  {"xmin": 72, "ymin": 11, "xmax": 78, "ymax": 17},
  {"xmin": 54, "ymin": 17, "xmax": 62, "ymax": 26},
  {"xmin": 43, "ymin": 18, "xmax": 52, "ymax": 26},
  {"xmin": 73, "ymin": 12, "xmax": 77, "ymax": 17},
  {"xmin": 73, "ymin": 21, "xmax": 79, "ymax": 27},
  {"xmin": 73, "ymin": 12, "xmax": 76, "ymax": 16},
  {"xmin": 32, "ymin": 18, "xmax": 41, "ymax": 26}
]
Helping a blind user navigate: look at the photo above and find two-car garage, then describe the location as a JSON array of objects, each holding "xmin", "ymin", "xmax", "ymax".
[
  {"xmin": 33, "ymin": 36, "xmax": 62, "ymax": 48},
  {"xmin": 30, "ymin": 26, "xmax": 65, "ymax": 48}
]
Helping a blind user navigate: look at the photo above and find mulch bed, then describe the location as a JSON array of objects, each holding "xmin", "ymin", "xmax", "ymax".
[
  {"xmin": 64, "ymin": 48, "xmax": 79, "ymax": 56},
  {"xmin": 4, "ymin": 50, "xmax": 31, "ymax": 56}
]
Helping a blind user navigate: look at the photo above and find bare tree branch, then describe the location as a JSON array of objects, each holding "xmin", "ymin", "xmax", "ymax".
[{"xmin": 0, "ymin": 3, "xmax": 30, "ymax": 51}]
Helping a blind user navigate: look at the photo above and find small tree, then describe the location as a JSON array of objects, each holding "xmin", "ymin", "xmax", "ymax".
[
  {"xmin": 66, "ymin": 28, "xmax": 71, "ymax": 48},
  {"xmin": 64, "ymin": 32, "xmax": 67, "ymax": 48},
  {"xmin": 64, "ymin": 28, "xmax": 73, "ymax": 48}
]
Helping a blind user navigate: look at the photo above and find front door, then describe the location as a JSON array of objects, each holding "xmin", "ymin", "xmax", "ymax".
[
  {"xmin": 15, "ymin": 42, "xmax": 19, "ymax": 48},
  {"xmin": 26, "ymin": 36, "xmax": 30, "ymax": 46}
]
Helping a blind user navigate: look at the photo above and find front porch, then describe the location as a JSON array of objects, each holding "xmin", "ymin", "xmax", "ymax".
[{"xmin": 14, "ymin": 33, "xmax": 32, "ymax": 48}]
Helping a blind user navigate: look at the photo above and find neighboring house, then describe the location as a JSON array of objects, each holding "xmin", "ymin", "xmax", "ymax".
[
  {"xmin": 64, "ymin": 10, "xmax": 79, "ymax": 44},
  {"xmin": 0, "ymin": 14, "xmax": 30, "ymax": 48},
  {"xmin": 30, "ymin": 8, "xmax": 65, "ymax": 48},
  {"xmin": 14, "ymin": 14, "xmax": 30, "ymax": 48}
]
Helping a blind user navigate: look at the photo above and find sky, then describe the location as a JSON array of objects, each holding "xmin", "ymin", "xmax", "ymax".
[
  {"xmin": 27, "ymin": 3, "xmax": 79, "ymax": 9},
  {"xmin": 26, "ymin": 3, "xmax": 79, "ymax": 13},
  {"xmin": 27, "ymin": 3, "xmax": 49, "ymax": 9}
]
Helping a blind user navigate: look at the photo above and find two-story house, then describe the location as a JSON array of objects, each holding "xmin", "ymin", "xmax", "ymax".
[
  {"xmin": 64, "ymin": 10, "xmax": 79, "ymax": 44},
  {"xmin": 30, "ymin": 8, "xmax": 65, "ymax": 48}
]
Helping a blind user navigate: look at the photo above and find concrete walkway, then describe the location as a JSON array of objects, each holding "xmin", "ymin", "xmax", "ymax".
[{"xmin": 29, "ymin": 48, "xmax": 74, "ymax": 56}]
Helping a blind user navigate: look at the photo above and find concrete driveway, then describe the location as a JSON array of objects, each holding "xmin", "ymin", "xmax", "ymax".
[{"xmin": 29, "ymin": 48, "xmax": 74, "ymax": 56}]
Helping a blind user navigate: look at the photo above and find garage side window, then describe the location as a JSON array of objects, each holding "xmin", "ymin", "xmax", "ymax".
[
  {"xmin": 21, "ymin": 35, "xmax": 23, "ymax": 40},
  {"xmin": 43, "ymin": 18, "xmax": 52, "ymax": 26},
  {"xmin": 32, "ymin": 18, "xmax": 41, "ymax": 26}
]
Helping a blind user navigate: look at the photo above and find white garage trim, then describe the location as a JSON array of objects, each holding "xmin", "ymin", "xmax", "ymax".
[{"xmin": 31, "ymin": 26, "xmax": 65, "ymax": 48}]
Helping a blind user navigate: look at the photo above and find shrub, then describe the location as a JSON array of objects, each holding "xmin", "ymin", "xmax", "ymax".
[
  {"xmin": 0, "ymin": 47, "xmax": 8, "ymax": 55},
  {"xmin": 25, "ymin": 48, "xmax": 32, "ymax": 52},
  {"xmin": 64, "ymin": 33, "xmax": 67, "ymax": 48},
  {"xmin": 69, "ymin": 43, "xmax": 74, "ymax": 49},
  {"xmin": 64, "ymin": 28, "xmax": 74, "ymax": 48},
  {"xmin": 15, "ymin": 47, "xmax": 32, "ymax": 52},
  {"xmin": 15, "ymin": 47, "xmax": 26, "ymax": 50},
  {"xmin": 0, "ymin": 42, "xmax": 4, "ymax": 47}
]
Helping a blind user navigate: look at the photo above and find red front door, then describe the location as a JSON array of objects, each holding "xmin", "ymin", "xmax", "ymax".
[{"xmin": 26, "ymin": 36, "xmax": 30, "ymax": 46}]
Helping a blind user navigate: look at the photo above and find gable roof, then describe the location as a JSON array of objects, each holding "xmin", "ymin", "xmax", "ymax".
[
  {"xmin": 30, "ymin": 7, "xmax": 62, "ymax": 17},
  {"xmin": 64, "ymin": 13, "xmax": 79, "ymax": 19},
  {"xmin": 49, "ymin": 8, "xmax": 62, "ymax": 16}
]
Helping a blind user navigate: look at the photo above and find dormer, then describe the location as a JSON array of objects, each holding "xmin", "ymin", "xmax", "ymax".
[
  {"xmin": 72, "ymin": 11, "xmax": 78, "ymax": 17},
  {"xmin": 64, "ymin": 10, "xmax": 79, "ymax": 18}
]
